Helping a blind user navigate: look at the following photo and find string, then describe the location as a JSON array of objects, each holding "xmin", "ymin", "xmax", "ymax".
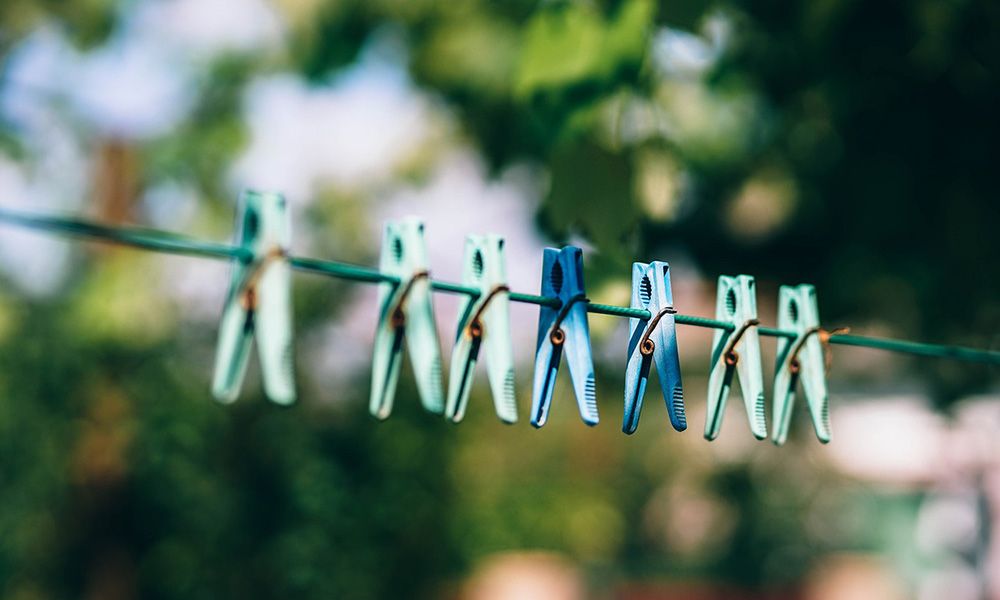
[{"xmin": 0, "ymin": 206, "xmax": 996, "ymax": 366}]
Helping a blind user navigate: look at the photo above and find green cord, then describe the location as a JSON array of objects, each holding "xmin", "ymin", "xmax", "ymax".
[
  {"xmin": 0, "ymin": 207, "xmax": 996, "ymax": 366},
  {"xmin": 679, "ymin": 314, "xmax": 736, "ymax": 331},
  {"xmin": 587, "ymin": 302, "xmax": 648, "ymax": 319},
  {"xmin": 0, "ymin": 206, "xmax": 249, "ymax": 262},
  {"xmin": 289, "ymin": 256, "xmax": 397, "ymax": 284},
  {"xmin": 759, "ymin": 325, "xmax": 796, "ymax": 339},
  {"xmin": 828, "ymin": 333, "xmax": 998, "ymax": 363},
  {"xmin": 430, "ymin": 280, "xmax": 477, "ymax": 296},
  {"xmin": 509, "ymin": 291, "xmax": 560, "ymax": 308}
]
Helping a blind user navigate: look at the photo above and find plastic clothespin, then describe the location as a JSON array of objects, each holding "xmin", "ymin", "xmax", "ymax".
[
  {"xmin": 772, "ymin": 284, "xmax": 830, "ymax": 445},
  {"xmin": 370, "ymin": 218, "xmax": 445, "ymax": 419},
  {"xmin": 445, "ymin": 235, "xmax": 517, "ymax": 424},
  {"xmin": 705, "ymin": 275, "xmax": 766, "ymax": 440},
  {"xmin": 212, "ymin": 190, "xmax": 295, "ymax": 405},
  {"xmin": 623, "ymin": 261, "xmax": 686, "ymax": 434},
  {"xmin": 530, "ymin": 246, "xmax": 598, "ymax": 428}
]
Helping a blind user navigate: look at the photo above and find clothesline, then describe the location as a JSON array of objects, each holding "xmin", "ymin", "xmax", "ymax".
[{"xmin": 0, "ymin": 205, "xmax": 996, "ymax": 365}]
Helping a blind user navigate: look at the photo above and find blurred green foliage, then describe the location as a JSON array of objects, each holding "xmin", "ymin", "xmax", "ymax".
[{"xmin": 0, "ymin": 0, "xmax": 996, "ymax": 598}]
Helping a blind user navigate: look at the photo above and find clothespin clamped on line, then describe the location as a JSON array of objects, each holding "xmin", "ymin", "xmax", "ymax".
[
  {"xmin": 705, "ymin": 275, "xmax": 765, "ymax": 440},
  {"xmin": 772, "ymin": 284, "xmax": 834, "ymax": 445},
  {"xmin": 445, "ymin": 235, "xmax": 517, "ymax": 424},
  {"xmin": 370, "ymin": 218, "xmax": 445, "ymax": 419},
  {"xmin": 530, "ymin": 246, "xmax": 598, "ymax": 428},
  {"xmin": 622, "ymin": 261, "xmax": 686, "ymax": 434},
  {"xmin": 212, "ymin": 190, "xmax": 295, "ymax": 404}
]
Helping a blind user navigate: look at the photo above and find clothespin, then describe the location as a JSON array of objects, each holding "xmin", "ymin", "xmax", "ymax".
[
  {"xmin": 705, "ymin": 275, "xmax": 765, "ymax": 440},
  {"xmin": 370, "ymin": 218, "xmax": 445, "ymax": 419},
  {"xmin": 445, "ymin": 235, "xmax": 517, "ymax": 424},
  {"xmin": 530, "ymin": 246, "xmax": 598, "ymax": 428},
  {"xmin": 623, "ymin": 261, "xmax": 686, "ymax": 434},
  {"xmin": 212, "ymin": 190, "xmax": 295, "ymax": 404},
  {"xmin": 772, "ymin": 284, "xmax": 830, "ymax": 445}
]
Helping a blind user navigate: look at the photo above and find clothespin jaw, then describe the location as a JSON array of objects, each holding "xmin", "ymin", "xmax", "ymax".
[
  {"xmin": 623, "ymin": 261, "xmax": 685, "ymax": 434},
  {"xmin": 530, "ymin": 246, "xmax": 598, "ymax": 428},
  {"xmin": 369, "ymin": 218, "xmax": 445, "ymax": 419},
  {"xmin": 705, "ymin": 275, "xmax": 765, "ymax": 440},
  {"xmin": 445, "ymin": 234, "xmax": 517, "ymax": 424},
  {"xmin": 771, "ymin": 284, "xmax": 830, "ymax": 445},
  {"xmin": 212, "ymin": 190, "xmax": 295, "ymax": 405}
]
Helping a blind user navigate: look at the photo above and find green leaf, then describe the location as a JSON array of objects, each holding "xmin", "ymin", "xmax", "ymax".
[{"xmin": 515, "ymin": 0, "xmax": 655, "ymax": 99}]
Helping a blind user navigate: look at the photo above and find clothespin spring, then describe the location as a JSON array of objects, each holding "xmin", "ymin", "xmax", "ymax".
[
  {"xmin": 467, "ymin": 285, "xmax": 511, "ymax": 338},
  {"xmin": 238, "ymin": 246, "xmax": 288, "ymax": 311},
  {"xmin": 723, "ymin": 318, "xmax": 761, "ymax": 366},
  {"xmin": 390, "ymin": 270, "xmax": 431, "ymax": 329},
  {"xmin": 787, "ymin": 326, "xmax": 851, "ymax": 374},
  {"xmin": 639, "ymin": 305, "xmax": 679, "ymax": 356},
  {"xmin": 549, "ymin": 293, "xmax": 589, "ymax": 345}
]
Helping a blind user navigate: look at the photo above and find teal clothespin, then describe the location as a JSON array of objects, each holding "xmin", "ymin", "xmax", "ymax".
[
  {"xmin": 705, "ymin": 275, "xmax": 765, "ymax": 440},
  {"xmin": 370, "ymin": 218, "xmax": 445, "ymax": 419},
  {"xmin": 772, "ymin": 284, "xmax": 831, "ymax": 445},
  {"xmin": 212, "ymin": 190, "xmax": 295, "ymax": 404},
  {"xmin": 445, "ymin": 235, "xmax": 517, "ymax": 424}
]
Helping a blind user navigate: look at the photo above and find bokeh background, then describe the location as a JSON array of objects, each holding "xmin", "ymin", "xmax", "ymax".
[{"xmin": 0, "ymin": 1, "xmax": 998, "ymax": 598}]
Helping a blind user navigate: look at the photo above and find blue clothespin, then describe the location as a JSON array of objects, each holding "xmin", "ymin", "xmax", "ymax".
[
  {"xmin": 772, "ymin": 284, "xmax": 831, "ymax": 445},
  {"xmin": 705, "ymin": 275, "xmax": 766, "ymax": 440},
  {"xmin": 623, "ymin": 261, "xmax": 685, "ymax": 434},
  {"xmin": 370, "ymin": 218, "xmax": 445, "ymax": 419},
  {"xmin": 445, "ymin": 235, "xmax": 517, "ymax": 424},
  {"xmin": 212, "ymin": 190, "xmax": 295, "ymax": 405},
  {"xmin": 530, "ymin": 246, "xmax": 598, "ymax": 428}
]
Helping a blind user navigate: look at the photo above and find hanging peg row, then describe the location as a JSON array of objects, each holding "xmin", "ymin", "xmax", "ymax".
[
  {"xmin": 200, "ymin": 194, "xmax": 847, "ymax": 443},
  {"xmin": 1, "ymin": 197, "xmax": 995, "ymax": 445}
]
